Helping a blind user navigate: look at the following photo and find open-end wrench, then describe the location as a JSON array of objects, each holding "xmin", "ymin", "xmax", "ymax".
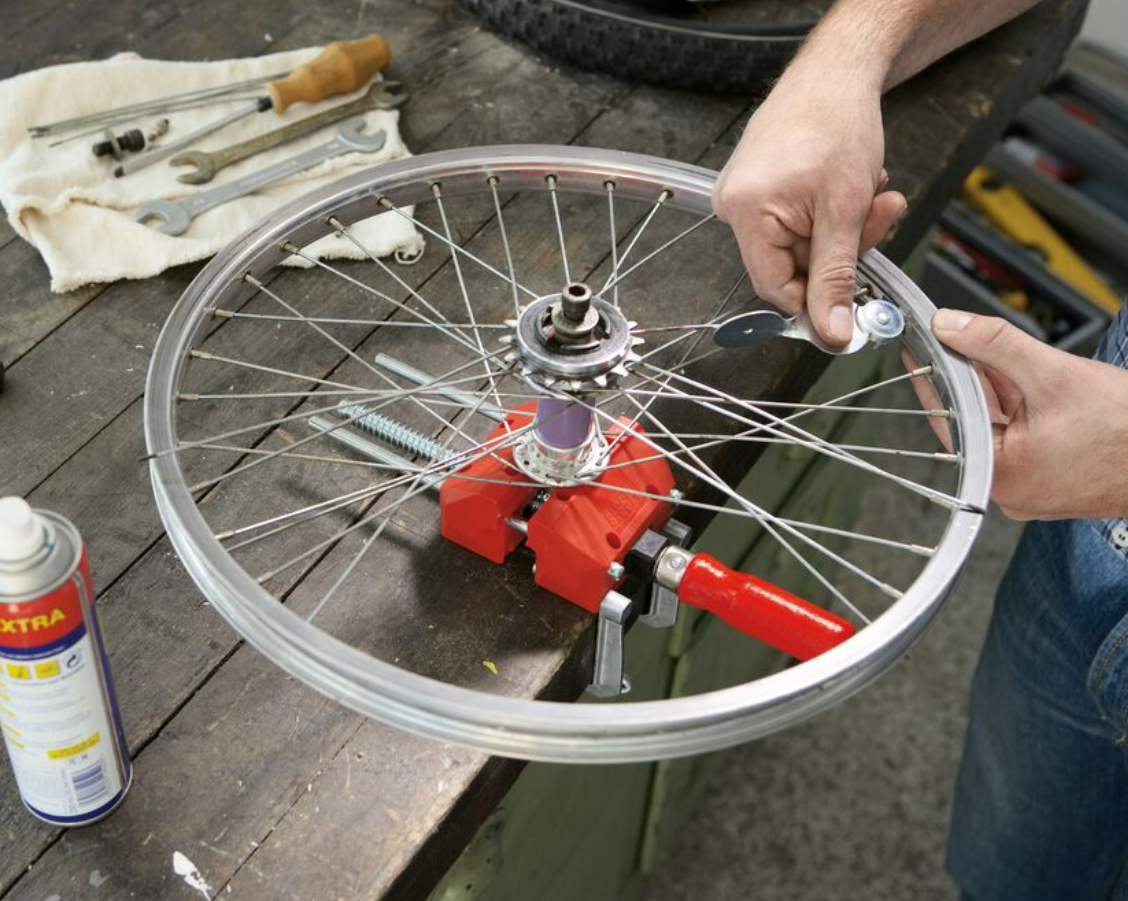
[
  {"xmin": 169, "ymin": 80, "xmax": 406, "ymax": 185},
  {"xmin": 135, "ymin": 118, "xmax": 386, "ymax": 236}
]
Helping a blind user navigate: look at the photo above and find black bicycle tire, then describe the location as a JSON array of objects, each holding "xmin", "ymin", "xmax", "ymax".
[{"xmin": 460, "ymin": 0, "xmax": 815, "ymax": 93}]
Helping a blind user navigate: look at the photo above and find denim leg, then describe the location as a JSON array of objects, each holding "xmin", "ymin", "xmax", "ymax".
[{"xmin": 947, "ymin": 520, "xmax": 1128, "ymax": 901}]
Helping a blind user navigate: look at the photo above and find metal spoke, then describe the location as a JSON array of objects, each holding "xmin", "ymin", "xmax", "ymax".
[
  {"xmin": 183, "ymin": 348, "xmax": 379, "ymax": 394},
  {"xmin": 282, "ymin": 240, "xmax": 482, "ymax": 357},
  {"xmin": 558, "ymin": 388, "xmax": 878, "ymax": 619},
  {"xmin": 489, "ymin": 176, "xmax": 523, "ymax": 317},
  {"xmin": 431, "ymin": 184, "xmax": 512, "ymax": 428},
  {"xmin": 637, "ymin": 363, "xmax": 970, "ymax": 511},
  {"xmin": 375, "ymin": 193, "xmax": 540, "ymax": 299},
  {"xmin": 618, "ymin": 392, "xmax": 899, "ymax": 606},
  {"xmin": 178, "ymin": 347, "xmax": 511, "ymax": 489},
  {"xmin": 596, "ymin": 211, "xmax": 716, "ymax": 299},
  {"xmin": 307, "ymin": 372, "xmax": 508, "ymax": 622},
  {"xmin": 597, "ymin": 189, "xmax": 670, "ymax": 295},
  {"xmin": 589, "ymin": 270, "xmax": 748, "ymax": 470},
  {"xmin": 606, "ymin": 181, "xmax": 620, "ymax": 307},
  {"xmin": 250, "ymin": 272, "xmax": 511, "ymax": 455},
  {"xmin": 546, "ymin": 174, "xmax": 571, "ymax": 285},
  {"xmin": 255, "ymin": 421, "xmax": 528, "ymax": 587},
  {"xmin": 214, "ymin": 309, "xmax": 508, "ymax": 331},
  {"xmin": 326, "ymin": 216, "xmax": 508, "ymax": 360},
  {"xmin": 610, "ymin": 388, "xmax": 949, "ymax": 418}
]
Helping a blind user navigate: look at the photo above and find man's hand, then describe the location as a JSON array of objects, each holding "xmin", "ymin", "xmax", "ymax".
[
  {"xmin": 713, "ymin": 67, "xmax": 906, "ymax": 346},
  {"xmin": 912, "ymin": 310, "xmax": 1128, "ymax": 521}
]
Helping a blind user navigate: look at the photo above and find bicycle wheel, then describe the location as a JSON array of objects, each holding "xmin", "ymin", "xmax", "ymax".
[
  {"xmin": 145, "ymin": 145, "xmax": 991, "ymax": 763},
  {"xmin": 459, "ymin": 0, "xmax": 818, "ymax": 93}
]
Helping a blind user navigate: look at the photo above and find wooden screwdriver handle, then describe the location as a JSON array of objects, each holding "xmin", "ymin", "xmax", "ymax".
[{"xmin": 267, "ymin": 35, "xmax": 391, "ymax": 113}]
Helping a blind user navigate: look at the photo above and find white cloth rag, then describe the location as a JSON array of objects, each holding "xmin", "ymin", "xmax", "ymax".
[{"xmin": 0, "ymin": 47, "xmax": 422, "ymax": 293}]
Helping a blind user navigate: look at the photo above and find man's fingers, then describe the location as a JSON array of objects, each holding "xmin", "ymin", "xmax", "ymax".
[
  {"xmin": 971, "ymin": 362, "xmax": 1010, "ymax": 426},
  {"xmin": 735, "ymin": 221, "xmax": 807, "ymax": 314},
  {"xmin": 858, "ymin": 191, "xmax": 907, "ymax": 255},
  {"xmin": 807, "ymin": 194, "xmax": 871, "ymax": 345},
  {"xmin": 931, "ymin": 310, "xmax": 1054, "ymax": 393}
]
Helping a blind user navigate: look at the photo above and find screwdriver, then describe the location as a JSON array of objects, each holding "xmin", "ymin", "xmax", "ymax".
[{"xmin": 113, "ymin": 34, "xmax": 391, "ymax": 178}]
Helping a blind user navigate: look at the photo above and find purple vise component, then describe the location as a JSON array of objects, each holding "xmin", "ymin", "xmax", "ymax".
[{"xmin": 534, "ymin": 397, "xmax": 593, "ymax": 449}]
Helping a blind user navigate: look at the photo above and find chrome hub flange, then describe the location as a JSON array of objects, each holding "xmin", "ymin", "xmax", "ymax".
[
  {"xmin": 504, "ymin": 281, "xmax": 641, "ymax": 391},
  {"xmin": 511, "ymin": 417, "xmax": 610, "ymax": 487}
]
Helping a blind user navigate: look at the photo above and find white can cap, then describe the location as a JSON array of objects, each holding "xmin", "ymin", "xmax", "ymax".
[{"xmin": 0, "ymin": 497, "xmax": 47, "ymax": 563}]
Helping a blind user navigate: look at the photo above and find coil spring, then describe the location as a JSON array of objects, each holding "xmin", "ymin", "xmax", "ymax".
[{"xmin": 338, "ymin": 404, "xmax": 455, "ymax": 463}]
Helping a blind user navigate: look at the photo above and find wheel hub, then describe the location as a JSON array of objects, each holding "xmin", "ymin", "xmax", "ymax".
[{"xmin": 504, "ymin": 281, "xmax": 641, "ymax": 391}]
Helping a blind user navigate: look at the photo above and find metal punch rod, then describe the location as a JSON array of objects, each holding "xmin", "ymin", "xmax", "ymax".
[
  {"xmin": 29, "ymin": 71, "xmax": 289, "ymax": 137},
  {"xmin": 373, "ymin": 353, "xmax": 507, "ymax": 422}
]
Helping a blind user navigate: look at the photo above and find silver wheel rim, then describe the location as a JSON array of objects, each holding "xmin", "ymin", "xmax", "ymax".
[{"xmin": 144, "ymin": 145, "xmax": 992, "ymax": 763}]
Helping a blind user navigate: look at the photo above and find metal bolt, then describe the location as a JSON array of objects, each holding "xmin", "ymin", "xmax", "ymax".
[
  {"xmin": 668, "ymin": 554, "xmax": 686, "ymax": 571},
  {"xmin": 561, "ymin": 281, "xmax": 593, "ymax": 322},
  {"xmin": 607, "ymin": 562, "xmax": 625, "ymax": 581},
  {"xmin": 338, "ymin": 403, "xmax": 455, "ymax": 463}
]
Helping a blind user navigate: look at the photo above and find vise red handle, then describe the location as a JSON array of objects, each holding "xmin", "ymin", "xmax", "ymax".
[{"xmin": 676, "ymin": 552, "xmax": 855, "ymax": 660}]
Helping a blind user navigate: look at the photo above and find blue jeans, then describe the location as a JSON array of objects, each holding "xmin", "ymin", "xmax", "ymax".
[{"xmin": 948, "ymin": 307, "xmax": 1128, "ymax": 900}]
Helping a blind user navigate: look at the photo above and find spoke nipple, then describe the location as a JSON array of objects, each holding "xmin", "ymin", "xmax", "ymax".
[
  {"xmin": 430, "ymin": 182, "xmax": 443, "ymax": 198},
  {"xmin": 189, "ymin": 348, "xmax": 214, "ymax": 360},
  {"xmin": 177, "ymin": 392, "xmax": 200, "ymax": 402},
  {"xmin": 211, "ymin": 308, "xmax": 234, "ymax": 319},
  {"xmin": 657, "ymin": 189, "xmax": 672, "ymax": 203},
  {"xmin": 603, "ymin": 179, "xmax": 616, "ymax": 191},
  {"xmin": 327, "ymin": 216, "xmax": 344, "ymax": 230},
  {"xmin": 242, "ymin": 272, "xmax": 263, "ymax": 287},
  {"xmin": 280, "ymin": 241, "xmax": 299, "ymax": 253},
  {"xmin": 487, "ymin": 174, "xmax": 499, "ymax": 186}
]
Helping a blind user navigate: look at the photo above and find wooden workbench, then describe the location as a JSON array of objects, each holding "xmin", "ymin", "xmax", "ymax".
[{"xmin": 0, "ymin": 1, "xmax": 1084, "ymax": 898}]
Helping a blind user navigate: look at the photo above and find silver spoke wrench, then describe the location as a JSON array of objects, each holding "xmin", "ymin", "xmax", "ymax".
[
  {"xmin": 713, "ymin": 298, "xmax": 905, "ymax": 354},
  {"xmin": 134, "ymin": 118, "xmax": 386, "ymax": 236}
]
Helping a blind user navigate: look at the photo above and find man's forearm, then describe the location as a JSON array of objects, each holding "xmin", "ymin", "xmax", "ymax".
[{"xmin": 785, "ymin": 0, "xmax": 1043, "ymax": 94}]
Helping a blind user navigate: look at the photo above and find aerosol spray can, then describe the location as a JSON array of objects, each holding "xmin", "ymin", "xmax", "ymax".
[{"xmin": 0, "ymin": 497, "xmax": 131, "ymax": 825}]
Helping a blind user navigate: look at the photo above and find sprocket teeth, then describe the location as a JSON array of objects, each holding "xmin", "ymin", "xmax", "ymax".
[
  {"xmin": 498, "ymin": 335, "xmax": 514, "ymax": 345},
  {"xmin": 593, "ymin": 374, "xmax": 609, "ymax": 388},
  {"xmin": 503, "ymin": 319, "xmax": 518, "ymax": 328},
  {"xmin": 631, "ymin": 337, "xmax": 645, "ymax": 347}
]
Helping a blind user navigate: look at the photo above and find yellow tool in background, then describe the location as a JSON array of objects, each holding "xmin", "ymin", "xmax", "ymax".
[{"xmin": 961, "ymin": 166, "xmax": 1122, "ymax": 316}]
